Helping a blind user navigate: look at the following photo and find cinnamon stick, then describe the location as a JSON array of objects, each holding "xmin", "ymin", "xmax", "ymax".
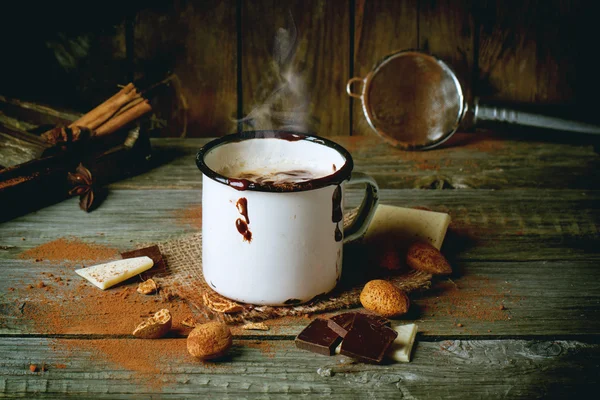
[
  {"xmin": 114, "ymin": 96, "xmax": 146, "ymax": 118},
  {"xmin": 94, "ymin": 100, "xmax": 152, "ymax": 136},
  {"xmin": 70, "ymin": 83, "xmax": 135, "ymax": 128},
  {"xmin": 80, "ymin": 89, "xmax": 141, "ymax": 131}
]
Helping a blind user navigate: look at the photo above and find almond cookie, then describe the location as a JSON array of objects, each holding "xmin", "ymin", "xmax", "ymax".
[
  {"xmin": 360, "ymin": 280, "xmax": 409, "ymax": 318},
  {"xmin": 406, "ymin": 241, "xmax": 452, "ymax": 275},
  {"xmin": 187, "ymin": 321, "xmax": 233, "ymax": 360}
]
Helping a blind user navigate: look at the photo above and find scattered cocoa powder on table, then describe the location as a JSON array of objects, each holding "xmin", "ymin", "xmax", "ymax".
[
  {"xmin": 13, "ymin": 272, "xmax": 199, "ymax": 389},
  {"xmin": 10, "ymin": 237, "xmax": 206, "ymax": 389},
  {"xmin": 52, "ymin": 338, "xmax": 191, "ymax": 387},
  {"xmin": 18, "ymin": 237, "xmax": 120, "ymax": 266},
  {"xmin": 173, "ymin": 204, "xmax": 203, "ymax": 230},
  {"xmin": 418, "ymin": 275, "xmax": 516, "ymax": 322},
  {"xmin": 20, "ymin": 277, "xmax": 197, "ymax": 335}
]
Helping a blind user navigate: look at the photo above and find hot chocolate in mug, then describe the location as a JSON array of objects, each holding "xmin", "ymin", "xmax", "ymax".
[{"xmin": 196, "ymin": 131, "xmax": 379, "ymax": 306}]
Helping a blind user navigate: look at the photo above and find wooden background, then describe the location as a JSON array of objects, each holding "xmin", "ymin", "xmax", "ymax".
[{"xmin": 0, "ymin": 0, "xmax": 596, "ymax": 138}]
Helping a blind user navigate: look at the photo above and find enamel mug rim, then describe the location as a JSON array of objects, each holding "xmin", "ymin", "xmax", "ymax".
[{"xmin": 196, "ymin": 130, "xmax": 355, "ymax": 192}]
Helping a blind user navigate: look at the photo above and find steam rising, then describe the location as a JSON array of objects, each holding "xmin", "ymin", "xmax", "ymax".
[{"xmin": 239, "ymin": 11, "xmax": 314, "ymax": 133}]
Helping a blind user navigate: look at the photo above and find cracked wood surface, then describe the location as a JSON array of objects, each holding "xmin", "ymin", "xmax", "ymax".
[
  {"xmin": 0, "ymin": 338, "xmax": 597, "ymax": 398},
  {"xmin": 1, "ymin": 135, "xmax": 598, "ymax": 398}
]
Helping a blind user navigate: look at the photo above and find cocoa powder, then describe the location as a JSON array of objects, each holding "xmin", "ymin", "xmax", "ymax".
[
  {"xmin": 14, "ymin": 271, "xmax": 199, "ymax": 389},
  {"xmin": 9, "ymin": 238, "xmax": 205, "ymax": 389},
  {"xmin": 173, "ymin": 204, "xmax": 203, "ymax": 229},
  {"xmin": 419, "ymin": 275, "xmax": 515, "ymax": 322},
  {"xmin": 18, "ymin": 237, "xmax": 120, "ymax": 266}
]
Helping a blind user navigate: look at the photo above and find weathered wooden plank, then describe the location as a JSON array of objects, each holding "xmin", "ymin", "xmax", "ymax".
[
  {"xmin": 0, "ymin": 337, "xmax": 597, "ymax": 398},
  {"xmin": 419, "ymin": 0, "xmax": 475, "ymax": 103},
  {"xmin": 241, "ymin": 0, "xmax": 350, "ymax": 136},
  {"xmin": 0, "ymin": 253, "xmax": 600, "ymax": 337},
  {"xmin": 1, "ymin": 257, "xmax": 598, "ymax": 337},
  {"xmin": 0, "ymin": 96, "xmax": 80, "ymax": 129},
  {"xmin": 133, "ymin": 0, "xmax": 237, "ymax": 137},
  {"xmin": 1, "ymin": 188, "xmax": 598, "ymax": 263},
  {"xmin": 0, "ymin": 188, "xmax": 598, "ymax": 336},
  {"xmin": 475, "ymin": 0, "xmax": 579, "ymax": 104},
  {"xmin": 352, "ymin": 0, "xmax": 418, "ymax": 136},
  {"xmin": 109, "ymin": 136, "xmax": 600, "ymax": 191}
]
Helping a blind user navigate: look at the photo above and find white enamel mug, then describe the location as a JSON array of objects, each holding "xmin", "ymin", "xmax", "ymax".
[{"xmin": 196, "ymin": 131, "xmax": 379, "ymax": 306}]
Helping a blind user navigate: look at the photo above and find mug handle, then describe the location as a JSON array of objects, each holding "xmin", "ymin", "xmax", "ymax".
[{"xmin": 343, "ymin": 172, "xmax": 379, "ymax": 243}]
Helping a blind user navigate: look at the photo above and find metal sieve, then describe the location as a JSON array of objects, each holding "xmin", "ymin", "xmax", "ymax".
[{"xmin": 347, "ymin": 50, "xmax": 600, "ymax": 150}]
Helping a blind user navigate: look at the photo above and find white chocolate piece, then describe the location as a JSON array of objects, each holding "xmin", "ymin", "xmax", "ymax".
[
  {"xmin": 75, "ymin": 256, "xmax": 154, "ymax": 290},
  {"xmin": 387, "ymin": 323, "xmax": 418, "ymax": 362},
  {"xmin": 334, "ymin": 323, "xmax": 418, "ymax": 362},
  {"xmin": 364, "ymin": 205, "xmax": 451, "ymax": 250}
]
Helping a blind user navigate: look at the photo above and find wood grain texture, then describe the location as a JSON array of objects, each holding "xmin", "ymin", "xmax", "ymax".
[
  {"xmin": 352, "ymin": 0, "xmax": 419, "ymax": 136},
  {"xmin": 1, "ymin": 188, "xmax": 598, "ymax": 262},
  {"xmin": 1, "ymin": 256, "xmax": 599, "ymax": 337},
  {"xmin": 133, "ymin": 0, "xmax": 237, "ymax": 138},
  {"xmin": 0, "ymin": 133, "xmax": 598, "ymax": 395},
  {"xmin": 98, "ymin": 135, "xmax": 600, "ymax": 191},
  {"xmin": 1, "ymin": 188, "xmax": 598, "ymax": 336},
  {"xmin": 241, "ymin": 0, "xmax": 350, "ymax": 136},
  {"xmin": 0, "ymin": 97, "xmax": 79, "ymax": 131},
  {"xmin": 0, "ymin": 338, "xmax": 597, "ymax": 398},
  {"xmin": 475, "ymin": 0, "xmax": 579, "ymax": 103},
  {"xmin": 419, "ymin": 0, "xmax": 475, "ymax": 103}
]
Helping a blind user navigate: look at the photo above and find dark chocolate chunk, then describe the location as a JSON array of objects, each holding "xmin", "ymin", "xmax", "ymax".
[
  {"xmin": 340, "ymin": 313, "xmax": 398, "ymax": 363},
  {"xmin": 295, "ymin": 319, "xmax": 342, "ymax": 356},
  {"xmin": 327, "ymin": 313, "xmax": 357, "ymax": 338},
  {"xmin": 121, "ymin": 245, "xmax": 165, "ymax": 279},
  {"xmin": 328, "ymin": 312, "xmax": 390, "ymax": 338},
  {"xmin": 363, "ymin": 314, "xmax": 392, "ymax": 328}
]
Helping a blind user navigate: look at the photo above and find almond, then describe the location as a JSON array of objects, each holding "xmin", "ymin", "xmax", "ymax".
[
  {"xmin": 137, "ymin": 279, "xmax": 158, "ymax": 295},
  {"xmin": 406, "ymin": 241, "xmax": 452, "ymax": 275},
  {"xmin": 203, "ymin": 291, "xmax": 244, "ymax": 314},
  {"xmin": 132, "ymin": 309, "xmax": 172, "ymax": 338},
  {"xmin": 360, "ymin": 280, "xmax": 410, "ymax": 318},
  {"xmin": 187, "ymin": 321, "xmax": 232, "ymax": 360}
]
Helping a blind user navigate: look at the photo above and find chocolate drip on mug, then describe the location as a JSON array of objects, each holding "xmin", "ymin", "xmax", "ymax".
[
  {"xmin": 235, "ymin": 197, "xmax": 252, "ymax": 242},
  {"xmin": 236, "ymin": 197, "xmax": 250, "ymax": 224},
  {"xmin": 236, "ymin": 218, "xmax": 252, "ymax": 242},
  {"xmin": 332, "ymin": 185, "xmax": 343, "ymax": 242}
]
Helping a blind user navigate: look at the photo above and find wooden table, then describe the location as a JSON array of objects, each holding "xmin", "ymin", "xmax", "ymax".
[{"xmin": 1, "ymin": 133, "xmax": 599, "ymax": 398}]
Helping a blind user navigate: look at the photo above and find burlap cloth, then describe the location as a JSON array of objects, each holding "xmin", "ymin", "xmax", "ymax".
[{"xmin": 155, "ymin": 211, "xmax": 432, "ymax": 323}]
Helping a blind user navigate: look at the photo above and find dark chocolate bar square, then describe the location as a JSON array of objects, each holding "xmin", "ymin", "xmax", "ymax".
[
  {"xmin": 363, "ymin": 313, "xmax": 391, "ymax": 328},
  {"xmin": 328, "ymin": 312, "xmax": 391, "ymax": 338},
  {"xmin": 327, "ymin": 312, "xmax": 357, "ymax": 338},
  {"xmin": 295, "ymin": 319, "xmax": 342, "ymax": 356},
  {"xmin": 121, "ymin": 245, "xmax": 166, "ymax": 279},
  {"xmin": 340, "ymin": 313, "xmax": 398, "ymax": 363}
]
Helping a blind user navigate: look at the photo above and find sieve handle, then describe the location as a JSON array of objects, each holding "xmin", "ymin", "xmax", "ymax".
[{"xmin": 473, "ymin": 98, "xmax": 600, "ymax": 135}]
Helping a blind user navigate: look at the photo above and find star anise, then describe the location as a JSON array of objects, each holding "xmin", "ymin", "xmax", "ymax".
[{"xmin": 67, "ymin": 163, "xmax": 95, "ymax": 212}]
